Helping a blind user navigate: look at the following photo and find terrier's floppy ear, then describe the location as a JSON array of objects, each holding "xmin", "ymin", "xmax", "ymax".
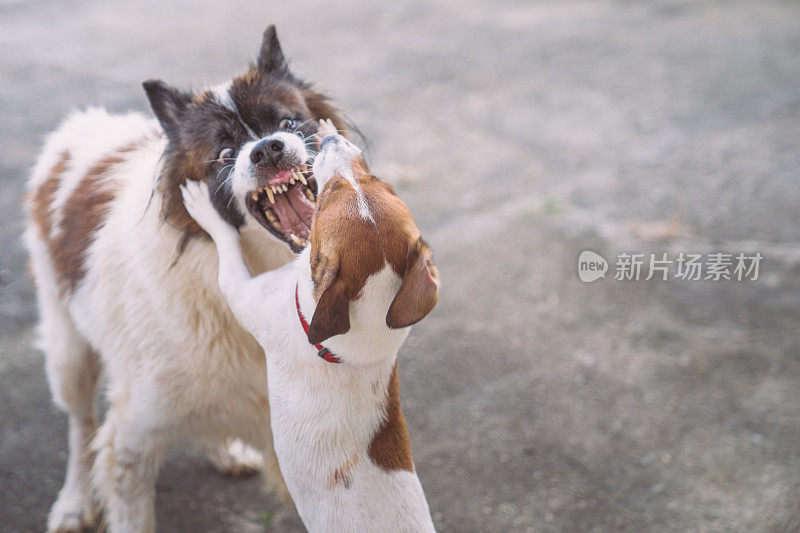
[
  {"xmin": 308, "ymin": 267, "xmax": 351, "ymax": 345},
  {"xmin": 142, "ymin": 79, "xmax": 191, "ymax": 139},
  {"xmin": 386, "ymin": 239, "xmax": 440, "ymax": 329},
  {"xmin": 257, "ymin": 25, "xmax": 288, "ymax": 74}
]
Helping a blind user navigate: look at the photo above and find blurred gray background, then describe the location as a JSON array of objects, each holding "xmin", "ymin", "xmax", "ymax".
[{"xmin": 2, "ymin": 0, "xmax": 800, "ymax": 531}]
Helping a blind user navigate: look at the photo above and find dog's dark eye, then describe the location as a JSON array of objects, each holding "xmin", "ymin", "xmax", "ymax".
[
  {"xmin": 218, "ymin": 148, "xmax": 234, "ymax": 163},
  {"xmin": 279, "ymin": 118, "xmax": 298, "ymax": 131}
]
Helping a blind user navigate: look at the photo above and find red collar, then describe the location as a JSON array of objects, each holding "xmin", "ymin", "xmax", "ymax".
[{"xmin": 295, "ymin": 284, "xmax": 341, "ymax": 364}]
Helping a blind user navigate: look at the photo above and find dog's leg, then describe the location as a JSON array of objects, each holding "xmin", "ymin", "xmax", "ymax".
[
  {"xmin": 35, "ymin": 266, "xmax": 101, "ymax": 532},
  {"xmin": 181, "ymin": 181, "xmax": 269, "ymax": 334},
  {"xmin": 261, "ymin": 438, "xmax": 294, "ymax": 507},
  {"xmin": 93, "ymin": 408, "xmax": 169, "ymax": 533},
  {"xmin": 45, "ymin": 330, "xmax": 101, "ymax": 533}
]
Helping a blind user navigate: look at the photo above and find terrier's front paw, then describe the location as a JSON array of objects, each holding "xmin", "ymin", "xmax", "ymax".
[
  {"xmin": 180, "ymin": 180, "xmax": 228, "ymax": 237},
  {"xmin": 314, "ymin": 118, "xmax": 339, "ymax": 144}
]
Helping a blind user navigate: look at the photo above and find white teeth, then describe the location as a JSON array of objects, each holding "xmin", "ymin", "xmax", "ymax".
[
  {"xmin": 304, "ymin": 189, "xmax": 315, "ymax": 202},
  {"xmin": 290, "ymin": 233, "xmax": 303, "ymax": 246},
  {"xmin": 251, "ymin": 191, "xmax": 258, "ymax": 202},
  {"xmin": 265, "ymin": 210, "xmax": 276, "ymax": 222},
  {"xmin": 261, "ymin": 180, "xmax": 293, "ymax": 202},
  {"xmin": 294, "ymin": 171, "xmax": 307, "ymax": 185}
]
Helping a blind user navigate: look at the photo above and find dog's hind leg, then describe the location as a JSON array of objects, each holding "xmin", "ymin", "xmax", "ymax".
[
  {"xmin": 27, "ymin": 226, "xmax": 102, "ymax": 533},
  {"xmin": 36, "ymin": 290, "xmax": 101, "ymax": 531}
]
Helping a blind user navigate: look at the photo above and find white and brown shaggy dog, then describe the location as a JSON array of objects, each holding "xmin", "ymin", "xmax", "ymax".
[{"xmin": 24, "ymin": 26, "xmax": 347, "ymax": 532}]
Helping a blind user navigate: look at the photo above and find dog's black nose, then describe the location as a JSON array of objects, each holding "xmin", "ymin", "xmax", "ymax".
[
  {"xmin": 250, "ymin": 138, "xmax": 285, "ymax": 165},
  {"xmin": 320, "ymin": 135, "xmax": 339, "ymax": 150}
]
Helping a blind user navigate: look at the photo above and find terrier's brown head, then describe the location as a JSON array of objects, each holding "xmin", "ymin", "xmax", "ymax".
[{"xmin": 305, "ymin": 126, "xmax": 439, "ymax": 345}]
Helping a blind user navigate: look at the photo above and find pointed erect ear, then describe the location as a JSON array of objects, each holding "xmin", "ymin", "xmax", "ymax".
[
  {"xmin": 142, "ymin": 79, "xmax": 191, "ymax": 138},
  {"xmin": 386, "ymin": 240, "xmax": 440, "ymax": 329},
  {"xmin": 257, "ymin": 24, "xmax": 288, "ymax": 73},
  {"xmin": 308, "ymin": 268, "xmax": 351, "ymax": 345}
]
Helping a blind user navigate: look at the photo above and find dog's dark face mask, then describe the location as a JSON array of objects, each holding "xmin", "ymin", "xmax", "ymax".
[{"xmin": 143, "ymin": 25, "xmax": 347, "ymax": 254}]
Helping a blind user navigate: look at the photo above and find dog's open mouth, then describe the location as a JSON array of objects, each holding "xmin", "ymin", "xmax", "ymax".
[{"xmin": 246, "ymin": 166, "xmax": 317, "ymax": 252}]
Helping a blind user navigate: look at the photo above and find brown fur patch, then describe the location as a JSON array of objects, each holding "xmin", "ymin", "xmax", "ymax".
[
  {"xmin": 32, "ymin": 140, "xmax": 145, "ymax": 294},
  {"xmin": 28, "ymin": 151, "xmax": 69, "ymax": 241},
  {"xmin": 329, "ymin": 453, "xmax": 359, "ymax": 489},
  {"xmin": 48, "ymin": 154, "xmax": 122, "ymax": 292},
  {"xmin": 157, "ymin": 146, "xmax": 206, "ymax": 246},
  {"xmin": 368, "ymin": 365, "xmax": 413, "ymax": 472}
]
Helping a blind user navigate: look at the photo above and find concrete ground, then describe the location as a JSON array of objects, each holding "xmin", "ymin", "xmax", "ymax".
[{"xmin": 2, "ymin": 0, "xmax": 800, "ymax": 531}]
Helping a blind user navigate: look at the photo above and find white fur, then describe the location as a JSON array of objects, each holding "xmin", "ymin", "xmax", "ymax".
[
  {"xmin": 182, "ymin": 171, "xmax": 435, "ymax": 532},
  {"xmin": 25, "ymin": 109, "xmax": 293, "ymax": 533},
  {"xmin": 209, "ymin": 81, "xmax": 236, "ymax": 112},
  {"xmin": 208, "ymin": 81, "xmax": 258, "ymax": 139}
]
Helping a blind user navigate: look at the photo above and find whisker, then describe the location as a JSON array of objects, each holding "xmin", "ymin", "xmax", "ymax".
[
  {"xmin": 215, "ymin": 163, "xmax": 234, "ymax": 179},
  {"xmin": 203, "ymin": 157, "xmax": 236, "ymax": 165},
  {"xmin": 291, "ymin": 119, "xmax": 315, "ymax": 133},
  {"xmin": 213, "ymin": 177, "xmax": 232, "ymax": 197},
  {"xmin": 212, "ymin": 165, "xmax": 235, "ymax": 195}
]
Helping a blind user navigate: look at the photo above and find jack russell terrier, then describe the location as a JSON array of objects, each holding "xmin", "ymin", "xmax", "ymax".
[{"xmin": 181, "ymin": 120, "xmax": 440, "ymax": 532}]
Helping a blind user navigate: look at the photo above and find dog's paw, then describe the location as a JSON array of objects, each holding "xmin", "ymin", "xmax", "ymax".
[
  {"xmin": 47, "ymin": 489, "xmax": 96, "ymax": 533},
  {"xmin": 180, "ymin": 180, "xmax": 228, "ymax": 237},
  {"xmin": 314, "ymin": 118, "xmax": 339, "ymax": 143},
  {"xmin": 208, "ymin": 439, "xmax": 264, "ymax": 477}
]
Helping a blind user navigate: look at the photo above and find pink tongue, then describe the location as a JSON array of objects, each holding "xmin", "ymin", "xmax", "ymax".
[
  {"xmin": 287, "ymin": 186, "xmax": 315, "ymax": 231},
  {"xmin": 272, "ymin": 187, "xmax": 315, "ymax": 239}
]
